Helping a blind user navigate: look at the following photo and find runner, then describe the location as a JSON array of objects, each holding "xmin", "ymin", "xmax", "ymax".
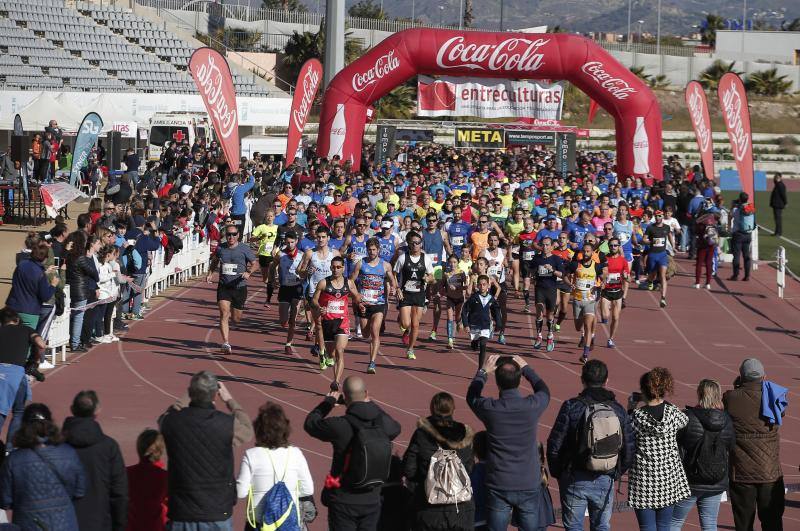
[
  {"xmin": 530, "ymin": 236, "xmax": 565, "ymax": 352},
  {"xmin": 517, "ymin": 216, "xmax": 538, "ymax": 312},
  {"xmin": 421, "ymin": 213, "xmax": 452, "ymax": 341},
  {"xmin": 297, "ymin": 226, "xmax": 340, "ymax": 368},
  {"xmin": 311, "ymin": 256, "xmax": 362, "ymax": 390},
  {"xmin": 482, "ymin": 231, "xmax": 508, "ymax": 344},
  {"xmin": 395, "ymin": 231, "xmax": 434, "ymax": 360},
  {"xmin": 643, "ymin": 210, "xmax": 674, "ymax": 308},
  {"xmin": 461, "ymin": 274, "xmax": 503, "ymax": 367},
  {"xmin": 343, "ymin": 215, "xmax": 370, "ymax": 337},
  {"xmin": 376, "ymin": 219, "xmax": 401, "ymax": 263},
  {"xmin": 351, "ymin": 238, "xmax": 397, "ymax": 375},
  {"xmin": 569, "ymin": 241, "xmax": 603, "ymax": 363},
  {"xmin": 600, "ymin": 237, "xmax": 630, "ymax": 348},
  {"xmin": 446, "ymin": 205, "xmax": 472, "ymax": 259},
  {"xmin": 612, "ymin": 204, "xmax": 634, "ymax": 307},
  {"xmin": 552, "ymin": 232, "xmax": 574, "ymax": 331},
  {"xmin": 249, "ymin": 209, "xmax": 278, "ymax": 307},
  {"xmin": 441, "ymin": 254, "xmax": 470, "ymax": 349},
  {"xmin": 205, "ymin": 225, "xmax": 257, "ymax": 354},
  {"xmin": 505, "ymin": 207, "xmax": 525, "ymax": 292},
  {"xmin": 272, "ymin": 231, "xmax": 304, "ymax": 352}
]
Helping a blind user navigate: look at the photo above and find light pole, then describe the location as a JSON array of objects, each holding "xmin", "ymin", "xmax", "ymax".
[
  {"xmin": 656, "ymin": 0, "xmax": 662, "ymax": 55},
  {"xmin": 741, "ymin": 0, "xmax": 747, "ymax": 60},
  {"xmin": 459, "ymin": 0, "xmax": 463, "ymax": 29},
  {"xmin": 499, "ymin": 0, "xmax": 504, "ymax": 31},
  {"xmin": 627, "ymin": 0, "xmax": 632, "ymax": 50},
  {"xmin": 637, "ymin": 20, "xmax": 644, "ymax": 44},
  {"xmin": 411, "ymin": 0, "xmax": 415, "ymax": 24},
  {"xmin": 439, "ymin": 5, "xmax": 444, "ymax": 26}
]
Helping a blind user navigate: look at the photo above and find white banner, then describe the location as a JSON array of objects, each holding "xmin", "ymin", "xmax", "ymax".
[
  {"xmin": 40, "ymin": 183, "xmax": 89, "ymax": 218},
  {"xmin": 417, "ymin": 75, "xmax": 563, "ymax": 119},
  {"xmin": 112, "ymin": 121, "xmax": 138, "ymax": 138}
]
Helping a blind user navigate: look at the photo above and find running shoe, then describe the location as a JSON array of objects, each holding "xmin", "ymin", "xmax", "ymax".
[
  {"xmin": 470, "ymin": 339, "xmax": 479, "ymax": 351},
  {"xmin": 402, "ymin": 330, "xmax": 410, "ymax": 346},
  {"xmin": 693, "ymin": 283, "xmax": 701, "ymax": 289},
  {"xmin": 305, "ymin": 330, "xmax": 313, "ymax": 341},
  {"xmin": 447, "ymin": 338, "xmax": 454, "ymax": 349},
  {"xmin": 590, "ymin": 335, "xmax": 596, "ymax": 350},
  {"xmin": 621, "ymin": 299, "xmax": 627, "ymax": 309},
  {"xmin": 578, "ymin": 334, "xmax": 586, "ymax": 348},
  {"xmin": 38, "ymin": 360, "xmax": 55, "ymax": 370},
  {"xmin": 406, "ymin": 349, "xmax": 416, "ymax": 360},
  {"xmin": 429, "ymin": 331, "xmax": 437, "ymax": 341},
  {"xmin": 554, "ymin": 323, "xmax": 561, "ymax": 332},
  {"xmin": 546, "ymin": 336, "xmax": 555, "ymax": 352},
  {"xmin": 705, "ymin": 284, "xmax": 711, "ymax": 290},
  {"xmin": 330, "ymin": 380, "xmax": 339, "ymax": 392},
  {"xmin": 367, "ymin": 361, "xmax": 377, "ymax": 374},
  {"xmin": 600, "ymin": 318, "xmax": 608, "ymax": 324},
  {"xmin": 109, "ymin": 335, "xmax": 120, "ymax": 343},
  {"xmin": 534, "ymin": 335, "xmax": 543, "ymax": 349},
  {"xmin": 498, "ymin": 333, "xmax": 506, "ymax": 345},
  {"xmin": 660, "ymin": 297, "xmax": 667, "ymax": 308},
  {"xmin": 221, "ymin": 343, "xmax": 232, "ymax": 354},
  {"xmin": 97, "ymin": 335, "xmax": 113, "ymax": 344},
  {"xmin": 280, "ymin": 321, "xmax": 288, "ymax": 328},
  {"xmin": 325, "ymin": 356, "xmax": 335, "ymax": 368},
  {"xmin": 319, "ymin": 355, "xmax": 327, "ymax": 371},
  {"xmin": 523, "ymin": 304, "xmax": 531, "ymax": 313},
  {"xmin": 284, "ymin": 343, "xmax": 293, "ymax": 353},
  {"xmin": 310, "ymin": 344, "xmax": 320, "ymax": 358},
  {"xmin": 647, "ymin": 282, "xmax": 655, "ymax": 291},
  {"xmin": 580, "ymin": 349, "xmax": 589, "ymax": 365},
  {"xmin": 607, "ymin": 338, "xmax": 615, "ymax": 348},
  {"xmin": 356, "ymin": 329, "xmax": 363, "ymax": 339}
]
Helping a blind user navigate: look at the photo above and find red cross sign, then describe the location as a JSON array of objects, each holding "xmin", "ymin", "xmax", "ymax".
[{"xmin": 172, "ymin": 130, "xmax": 186, "ymax": 142}]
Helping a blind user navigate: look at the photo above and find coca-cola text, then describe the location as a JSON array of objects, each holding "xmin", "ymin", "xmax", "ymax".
[
  {"xmin": 436, "ymin": 36, "xmax": 549, "ymax": 73},
  {"xmin": 687, "ymin": 85, "xmax": 710, "ymax": 152},
  {"xmin": 581, "ymin": 61, "xmax": 637, "ymax": 100},
  {"xmin": 352, "ymin": 50, "xmax": 400, "ymax": 93},
  {"xmin": 292, "ymin": 65, "xmax": 321, "ymax": 132},
  {"xmin": 721, "ymin": 85, "xmax": 749, "ymax": 162},
  {"xmin": 192, "ymin": 53, "xmax": 237, "ymax": 139}
]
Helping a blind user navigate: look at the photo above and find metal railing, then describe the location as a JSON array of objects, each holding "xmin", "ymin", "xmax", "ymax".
[
  {"xmin": 592, "ymin": 39, "xmax": 697, "ymax": 58},
  {"xmin": 223, "ymin": 31, "xmax": 290, "ymax": 52}
]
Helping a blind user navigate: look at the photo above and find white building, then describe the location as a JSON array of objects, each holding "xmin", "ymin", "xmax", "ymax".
[{"xmin": 714, "ymin": 30, "xmax": 800, "ymax": 65}]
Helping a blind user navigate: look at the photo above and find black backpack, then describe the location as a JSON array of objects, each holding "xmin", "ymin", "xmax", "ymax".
[
  {"xmin": 343, "ymin": 415, "xmax": 392, "ymax": 490},
  {"xmin": 689, "ymin": 415, "xmax": 727, "ymax": 484},
  {"xmin": 123, "ymin": 244, "xmax": 138, "ymax": 276}
]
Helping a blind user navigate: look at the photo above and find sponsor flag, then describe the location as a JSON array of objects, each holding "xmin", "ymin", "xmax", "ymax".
[
  {"xmin": 286, "ymin": 59, "xmax": 322, "ymax": 163},
  {"xmin": 40, "ymin": 182, "xmax": 89, "ymax": 218},
  {"xmin": 417, "ymin": 76, "xmax": 563, "ymax": 119},
  {"xmin": 12, "ymin": 114, "xmax": 23, "ymax": 136},
  {"xmin": 189, "ymin": 47, "xmax": 240, "ymax": 174},
  {"xmin": 588, "ymin": 99, "xmax": 600, "ymax": 124},
  {"xmin": 374, "ymin": 125, "xmax": 397, "ymax": 163},
  {"xmin": 70, "ymin": 112, "xmax": 103, "ymax": 188},
  {"xmin": 717, "ymin": 73, "xmax": 754, "ymax": 205},
  {"xmin": 684, "ymin": 81, "xmax": 715, "ymax": 180}
]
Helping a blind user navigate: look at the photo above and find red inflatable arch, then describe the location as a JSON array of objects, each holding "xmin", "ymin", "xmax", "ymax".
[{"xmin": 317, "ymin": 28, "xmax": 662, "ymax": 180}]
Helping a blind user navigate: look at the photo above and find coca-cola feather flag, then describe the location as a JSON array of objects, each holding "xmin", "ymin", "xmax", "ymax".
[
  {"xmin": 685, "ymin": 81, "xmax": 715, "ymax": 180},
  {"xmin": 717, "ymin": 73, "xmax": 754, "ymax": 206},
  {"xmin": 189, "ymin": 47, "xmax": 240, "ymax": 174},
  {"xmin": 285, "ymin": 59, "xmax": 322, "ymax": 163},
  {"xmin": 588, "ymin": 99, "xmax": 599, "ymax": 124}
]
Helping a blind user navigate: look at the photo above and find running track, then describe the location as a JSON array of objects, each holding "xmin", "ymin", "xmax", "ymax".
[{"xmin": 32, "ymin": 257, "xmax": 800, "ymax": 529}]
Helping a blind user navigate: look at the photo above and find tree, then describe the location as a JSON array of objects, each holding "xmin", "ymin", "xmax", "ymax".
[
  {"xmin": 262, "ymin": 0, "xmax": 307, "ymax": 12},
  {"xmin": 282, "ymin": 21, "xmax": 364, "ymax": 82},
  {"xmin": 698, "ymin": 60, "xmax": 741, "ymax": 91},
  {"xmin": 348, "ymin": 0, "xmax": 387, "ymax": 19},
  {"xmin": 782, "ymin": 17, "xmax": 800, "ymax": 31},
  {"xmin": 629, "ymin": 66, "xmax": 652, "ymax": 84},
  {"xmin": 463, "ymin": 0, "xmax": 474, "ymax": 28},
  {"xmin": 745, "ymin": 68, "xmax": 792, "ymax": 96},
  {"xmin": 649, "ymin": 74, "xmax": 669, "ymax": 89},
  {"xmin": 375, "ymin": 84, "xmax": 416, "ymax": 119},
  {"xmin": 700, "ymin": 13, "xmax": 726, "ymax": 47}
]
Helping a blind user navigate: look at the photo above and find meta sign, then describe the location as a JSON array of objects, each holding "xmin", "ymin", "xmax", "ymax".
[{"xmin": 454, "ymin": 127, "xmax": 505, "ymax": 149}]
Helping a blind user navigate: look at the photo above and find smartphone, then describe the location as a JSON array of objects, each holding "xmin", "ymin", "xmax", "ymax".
[
  {"xmin": 127, "ymin": 239, "xmax": 136, "ymax": 246},
  {"xmin": 53, "ymin": 257, "xmax": 61, "ymax": 267}
]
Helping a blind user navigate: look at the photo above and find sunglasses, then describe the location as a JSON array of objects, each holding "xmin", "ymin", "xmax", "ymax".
[
  {"xmin": 331, "ymin": 265, "xmax": 344, "ymax": 270},
  {"xmin": 410, "ymin": 241, "xmax": 422, "ymax": 245},
  {"xmin": 356, "ymin": 223, "xmax": 367, "ymax": 227},
  {"xmin": 609, "ymin": 244, "xmax": 620, "ymax": 248},
  {"xmin": 225, "ymin": 233, "xmax": 238, "ymax": 237},
  {"xmin": 288, "ymin": 213, "xmax": 297, "ymax": 216}
]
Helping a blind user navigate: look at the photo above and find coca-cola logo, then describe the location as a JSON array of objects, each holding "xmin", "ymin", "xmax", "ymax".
[
  {"xmin": 292, "ymin": 65, "xmax": 321, "ymax": 132},
  {"xmin": 436, "ymin": 36, "xmax": 549, "ymax": 73},
  {"xmin": 192, "ymin": 53, "xmax": 237, "ymax": 139},
  {"xmin": 352, "ymin": 50, "xmax": 399, "ymax": 93},
  {"xmin": 581, "ymin": 61, "xmax": 637, "ymax": 100},
  {"xmin": 721, "ymin": 83, "xmax": 749, "ymax": 163},
  {"xmin": 687, "ymin": 85, "xmax": 710, "ymax": 153}
]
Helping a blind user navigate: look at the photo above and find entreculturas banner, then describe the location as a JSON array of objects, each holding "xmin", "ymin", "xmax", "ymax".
[
  {"xmin": 70, "ymin": 112, "xmax": 103, "ymax": 188},
  {"xmin": 418, "ymin": 75, "xmax": 563, "ymax": 119}
]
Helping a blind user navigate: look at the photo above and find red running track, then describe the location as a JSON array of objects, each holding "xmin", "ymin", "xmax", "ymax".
[{"xmin": 32, "ymin": 257, "xmax": 800, "ymax": 530}]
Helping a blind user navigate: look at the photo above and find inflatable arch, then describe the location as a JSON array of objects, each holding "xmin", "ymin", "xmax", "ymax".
[{"xmin": 317, "ymin": 28, "xmax": 662, "ymax": 180}]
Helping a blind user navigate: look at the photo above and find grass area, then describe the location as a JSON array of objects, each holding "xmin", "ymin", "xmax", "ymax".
[{"xmin": 722, "ymin": 191, "xmax": 800, "ymax": 273}]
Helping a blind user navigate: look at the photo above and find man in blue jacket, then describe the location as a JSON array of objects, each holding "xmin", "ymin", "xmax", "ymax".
[
  {"xmin": 123, "ymin": 217, "xmax": 161, "ymax": 320},
  {"xmin": 546, "ymin": 359, "xmax": 634, "ymax": 531},
  {"xmin": 467, "ymin": 354, "xmax": 550, "ymax": 530},
  {"xmin": 226, "ymin": 172, "xmax": 255, "ymax": 238}
]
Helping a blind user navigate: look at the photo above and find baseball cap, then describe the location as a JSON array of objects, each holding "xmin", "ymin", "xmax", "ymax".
[
  {"xmin": 180, "ymin": 184, "xmax": 192, "ymax": 194},
  {"xmin": 545, "ymin": 214, "xmax": 557, "ymax": 221},
  {"xmin": 380, "ymin": 220, "xmax": 393, "ymax": 229},
  {"xmin": 654, "ymin": 210, "xmax": 664, "ymax": 216},
  {"xmin": 739, "ymin": 358, "xmax": 765, "ymax": 382},
  {"xmin": 133, "ymin": 215, "xmax": 146, "ymax": 227}
]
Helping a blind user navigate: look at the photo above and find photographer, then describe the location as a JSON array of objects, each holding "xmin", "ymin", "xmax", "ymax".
[
  {"xmin": 728, "ymin": 192, "xmax": 756, "ymax": 282},
  {"xmin": 122, "ymin": 216, "xmax": 162, "ymax": 320}
]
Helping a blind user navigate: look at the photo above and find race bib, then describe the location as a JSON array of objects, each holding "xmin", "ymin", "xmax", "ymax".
[
  {"xmin": 362, "ymin": 289, "xmax": 381, "ymax": 304},
  {"xmin": 576, "ymin": 278, "xmax": 594, "ymax": 291},
  {"xmin": 511, "ymin": 245, "xmax": 520, "ymax": 255},
  {"xmin": 404, "ymin": 280, "xmax": 421, "ymax": 292},
  {"xmin": 653, "ymin": 237, "xmax": 666, "ymax": 247},
  {"xmin": 263, "ymin": 241, "xmax": 274, "ymax": 253},
  {"xmin": 538, "ymin": 265, "xmax": 552, "ymax": 277},
  {"xmin": 451, "ymin": 235, "xmax": 464, "ymax": 247},
  {"xmin": 327, "ymin": 299, "xmax": 345, "ymax": 314},
  {"xmin": 470, "ymin": 327, "xmax": 492, "ymax": 339},
  {"xmin": 425, "ymin": 252, "xmax": 439, "ymax": 264},
  {"xmin": 608, "ymin": 272, "xmax": 621, "ymax": 283},
  {"xmin": 221, "ymin": 263, "xmax": 238, "ymax": 276},
  {"xmin": 523, "ymin": 250, "xmax": 535, "ymax": 261},
  {"xmin": 617, "ymin": 232, "xmax": 630, "ymax": 244},
  {"xmin": 488, "ymin": 265, "xmax": 502, "ymax": 277}
]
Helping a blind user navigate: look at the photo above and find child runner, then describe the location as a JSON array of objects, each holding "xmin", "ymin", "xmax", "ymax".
[{"xmin": 461, "ymin": 274, "xmax": 503, "ymax": 367}]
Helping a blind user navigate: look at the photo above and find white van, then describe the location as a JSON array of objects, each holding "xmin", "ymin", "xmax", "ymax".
[
  {"xmin": 147, "ymin": 112, "xmax": 214, "ymax": 161},
  {"xmin": 241, "ymin": 135, "xmax": 304, "ymax": 160}
]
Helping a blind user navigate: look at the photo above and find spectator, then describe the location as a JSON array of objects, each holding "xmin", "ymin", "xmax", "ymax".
[
  {"xmin": 402, "ymin": 392, "xmax": 475, "ymax": 531},
  {"xmin": 671, "ymin": 379, "xmax": 736, "ymax": 531},
  {"xmin": 546, "ymin": 359, "xmax": 634, "ymax": 531},
  {"xmin": 6, "ymin": 242, "xmax": 59, "ymax": 330},
  {"xmin": 124, "ymin": 148, "xmax": 140, "ymax": 189},
  {"xmin": 123, "ymin": 217, "xmax": 162, "ymax": 320},
  {"xmin": 466, "ymin": 354, "xmax": 550, "ymax": 530},
  {"xmin": 470, "ymin": 431, "xmax": 489, "ymax": 530},
  {"xmin": 769, "ymin": 172, "xmax": 787, "ymax": 237},
  {"xmin": 304, "ymin": 376, "xmax": 401, "ymax": 531},
  {"xmin": 126, "ymin": 429, "xmax": 169, "ymax": 531},
  {"xmin": 0, "ymin": 403, "xmax": 86, "ymax": 531},
  {"xmin": 628, "ymin": 367, "xmax": 690, "ymax": 531},
  {"xmin": 728, "ymin": 193, "xmax": 755, "ymax": 282},
  {"xmin": 62, "ymin": 390, "xmax": 128, "ymax": 531},
  {"xmin": 724, "ymin": 358, "xmax": 784, "ymax": 531},
  {"xmin": 65, "ymin": 233, "xmax": 99, "ymax": 352},
  {"xmin": 159, "ymin": 371, "xmax": 254, "ymax": 529},
  {"xmin": 236, "ymin": 402, "xmax": 315, "ymax": 531}
]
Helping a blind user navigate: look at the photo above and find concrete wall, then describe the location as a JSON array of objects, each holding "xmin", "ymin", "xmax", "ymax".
[{"xmin": 715, "ymin": 30, "xmax": 800, "ymax": 65}]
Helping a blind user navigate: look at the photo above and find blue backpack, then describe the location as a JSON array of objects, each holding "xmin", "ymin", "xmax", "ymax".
[
  {"xmin": 739, "ymin": 210, "xmax": 756, "ymax": 233},
  {"xmin": 247, "ymin": 450, "xmax": 300, "ymax": 531}
]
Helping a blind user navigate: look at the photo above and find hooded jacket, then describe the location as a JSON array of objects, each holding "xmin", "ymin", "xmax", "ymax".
[
  {"xmin": 304, "ymin": 397, "xmax": 401, "ymax": 506},
  {"xmin": 62, "ymin": 416, "xmax": 128, "ymax": 531},
  {"xmin": 677, "ymin": 406, "xmax": 736, "ymax": 493}
]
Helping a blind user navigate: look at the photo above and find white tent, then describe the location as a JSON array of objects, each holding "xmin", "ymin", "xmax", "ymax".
[{"xmin": 0, "ymin": 92, "xmax": 86, "ymax": 131}]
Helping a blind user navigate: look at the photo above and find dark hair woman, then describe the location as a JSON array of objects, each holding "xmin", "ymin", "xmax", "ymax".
[
  {"xmin": 65, "ymin": 234, "xmax": 100, "ymax": 352},
  {"xmin": 0, "ymin": 403, "xmax": 86, "ymax": 530},
  {"xmin": 126, "ymin": 429, "xmax": 168, "ymax": 531},
  {"xmin": 402, "ymin": 391, "xmax": 475, "ymax": 531},
  {"xmin": 236, "ymin": 402, "xmax": 315, "ymax": 531},
  {"xmin": 6, "ymin": 241, "xmax": 59, "ymax": 331}
]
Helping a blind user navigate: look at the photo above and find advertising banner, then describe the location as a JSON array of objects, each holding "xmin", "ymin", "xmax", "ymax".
[
  {"xmin": 717, "ymin": 73, "xmax": 754, "ymax": 205},
  {"xmin": 555, "ymin": 132, "xmax": 577, "ymax": 176},
  {"xmin": 417, "ymin": 75, "xmax": 563, "ymax": 119},
  {"xmin": 40, "ymin": 182, "xmax": 89, "ymax": 218},
  {"xmin": 70, "ymin": 112, "xmax": 103, "ymax": 187},
  {"xmin": 374, "ymin": 125, "xmax": 397, "ymax": 163},
  {"xmin": 454, "ymin": 127, "xmax": 505, "ymax": 149},
  {"xmin": 12, "ymin": 114, "xmax": 23, "ymax": 135},
  {"xmin": 506, "ymin": 130, "xmax": 556, "ymax": 146},
  {"xmin": 684, "ymin": 81, "xmax": 715, "ymax": 179},
  {"xmin": 189, "ymin": 47, "xmax": 240, "ymax": 174},
  {"xmin": 285, "ymin": 58, "xmax": 322, "ymax": 163},
  {"xmin": 112, "ymin": 121, "xmax": 138, "ymax": 139},
  {"xmin": 397, "ymin": 129, "xmax": 435, "ymax": 142}
]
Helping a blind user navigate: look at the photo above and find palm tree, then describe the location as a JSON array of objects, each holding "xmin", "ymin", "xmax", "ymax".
[
  {"xmin": 649, "ymin": 74, "xmax": 670, "ymax": 89},
  {"xmin": 282, "ymin": 23, "xmax": 364, "ymax": 81},
  {"xmin": 746, "ymin": 68, "xmax": 793, "ymax": 96},
  {"xmin": 463, "ymin": 0, "xmax": 474, "ymax": 28},
  {"xmin": 782, "ymin": 18, "xmax": 800, "ymax": 31},
  {"xmin": 262, "ymin": 0, "xmax": 306, "ymax": 11},
  {"xmin": 700, "ymin": 14, "xmax": 726, "ymax": 47},
  {"xmin": 629, "ymin": 66, "xmax": 652, "ymax": 84},
  {"xmin": 698, "ymin": 60, "xmax": 740, "ymax": 91},
  {"xmin": 375, "ymin": 84, "xmax": 416, "ymax": 119}
]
